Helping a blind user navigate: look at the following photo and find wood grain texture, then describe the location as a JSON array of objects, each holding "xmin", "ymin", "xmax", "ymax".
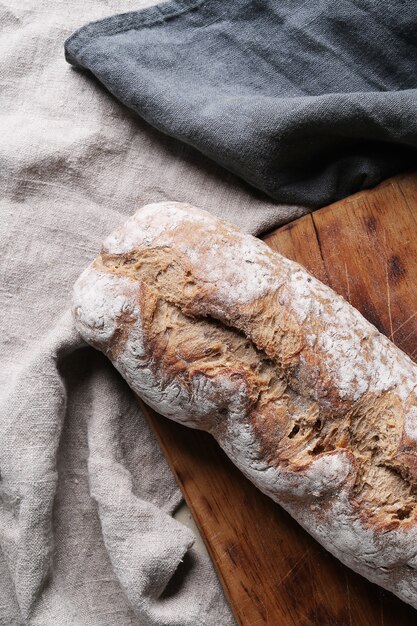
[{"xmin": 139, "ymin": 172, "xmax": 417, "ymax": 625}]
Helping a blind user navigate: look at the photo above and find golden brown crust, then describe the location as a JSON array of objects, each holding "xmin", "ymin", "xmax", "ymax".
[{"xmin": 96, "ymin": 239, "xmax": 417, "ymax": 529}]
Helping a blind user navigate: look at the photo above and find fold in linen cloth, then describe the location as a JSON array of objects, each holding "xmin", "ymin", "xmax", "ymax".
[
  {"xmin": 65, "ymin": 0, "xmax": 417, "ymax": 207},
  {"xmin": 0, "ymin": 312, "xmax": 233, "ymax": 625}
]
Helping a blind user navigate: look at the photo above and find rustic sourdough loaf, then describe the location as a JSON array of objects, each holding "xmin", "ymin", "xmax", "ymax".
[{"xmin": 73, "ymin": 202, "xmax": 417, "ymax": 608}]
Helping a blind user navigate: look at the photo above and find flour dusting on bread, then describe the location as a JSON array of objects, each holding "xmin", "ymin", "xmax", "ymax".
[{"xmin": 73, "ymin": 201, "xmax": 417, "ymax": 610}]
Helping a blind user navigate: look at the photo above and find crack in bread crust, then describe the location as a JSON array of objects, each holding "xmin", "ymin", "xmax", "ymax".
[{"xmin": 98, "ymin": 247, "xmax": 417, "ymax": 529}]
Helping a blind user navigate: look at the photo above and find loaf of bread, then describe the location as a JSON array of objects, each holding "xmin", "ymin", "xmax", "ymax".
[{"xmin": 73, "ymin": 202, "xmax": 417, "ymax": 608}]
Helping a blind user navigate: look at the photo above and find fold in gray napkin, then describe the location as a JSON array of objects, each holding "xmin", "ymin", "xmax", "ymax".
[{"xmin": 65, "ymin": 0, "xmax": 417, "ymax": 207}]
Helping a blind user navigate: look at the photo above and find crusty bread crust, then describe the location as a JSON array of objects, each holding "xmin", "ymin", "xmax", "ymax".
[{"xmin": 73, "ymin": 202, "xmax": 417, "ymax": 608}]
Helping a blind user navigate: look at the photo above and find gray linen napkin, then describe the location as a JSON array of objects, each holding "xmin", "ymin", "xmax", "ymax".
[{"xmin": 65, "ymin": 0, "xmax": 417, "ymax": 207}]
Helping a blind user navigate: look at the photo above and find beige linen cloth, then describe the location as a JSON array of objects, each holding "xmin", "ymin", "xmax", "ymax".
[{"xmin": 0, "ymin": 1, "xmax": 307, "ymax": 624}]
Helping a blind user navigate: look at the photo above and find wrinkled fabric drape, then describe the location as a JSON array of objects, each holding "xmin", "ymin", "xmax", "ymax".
[
  {"xmin": 0, "ymin": 1, "xmax": 307, "ymax": 624},
  {"xmin": 65, "ymin": 0, "xmax": 417, "ymax": 207}
]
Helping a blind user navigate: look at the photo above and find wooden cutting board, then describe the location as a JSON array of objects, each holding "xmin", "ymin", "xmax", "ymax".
[{"xmin": 138, "ymin": 171, "xmax": 417, "ymax": 625}]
